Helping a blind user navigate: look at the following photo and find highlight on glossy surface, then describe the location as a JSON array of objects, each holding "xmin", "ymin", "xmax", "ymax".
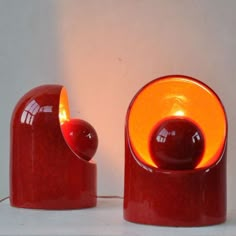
[
  {"xmin": 10, "ymin": 84, "xmax": 97, "ymax": 209},
  {"xmin": 127, "ymin": 75, "xmax": 227, "ymax": 170}
]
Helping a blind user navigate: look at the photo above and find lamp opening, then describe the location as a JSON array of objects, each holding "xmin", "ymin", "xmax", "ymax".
[
  {"xmin": 127, "ymin": 75, "xmax": 227, "ymax": 170},
  {"xmin": 59, "ymin": 87, "xmax": 70, "ymax": 125}
]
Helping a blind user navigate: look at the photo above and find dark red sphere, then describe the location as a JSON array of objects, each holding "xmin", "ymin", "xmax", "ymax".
[
  {"xmin": 61, "ymin": 119, "xmax": 98, "ymax": 161},
  {"xmin": 149, "ymin": 118, "xmax": 205, "ymax": 170}
]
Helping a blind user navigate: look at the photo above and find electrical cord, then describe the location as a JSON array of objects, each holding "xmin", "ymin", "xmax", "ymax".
[
  {"xmin": 97, "ymin": 196, "xmax": 123, "ymax": 199},
  {"xmin": 0, "ymin": 196, "xmax": 9, "ymax": 203},
  {"xmin": 0, "ymin": 196, "xmax": 123, "ymax": 203}
]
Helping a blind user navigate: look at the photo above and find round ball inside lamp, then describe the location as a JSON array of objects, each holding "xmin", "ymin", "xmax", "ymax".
[
  {"xmin": 61, "ymin": 119, "xmax": 98, "ymax": 161},
  {"xmin": 149, "ymin": 118, "xmax": 205, "ymax": 170}
]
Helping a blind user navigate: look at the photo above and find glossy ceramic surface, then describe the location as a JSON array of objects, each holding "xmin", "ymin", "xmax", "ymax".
[
  {"xmin": 124, "ymin": 75, "xmax": 227, "ymax": 226},
  {"xmin": 61, "ymin": 119, "xmax": 98, "ymax": 162},
  {"xmin": 10, "ymin": 85, "xmax": 97, "ymax": 209},
  {"xmin": 149, "ymin": 117, "xmax": 205, "ymax": 170}
]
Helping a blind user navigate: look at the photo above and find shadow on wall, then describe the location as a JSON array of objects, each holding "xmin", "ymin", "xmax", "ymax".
[{"xmin": 0, "ymin": 0, "xmax": 63, "ymax": 198}]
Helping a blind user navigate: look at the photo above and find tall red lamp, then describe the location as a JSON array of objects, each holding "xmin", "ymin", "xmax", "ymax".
[
  {"xmin": 10, "ymin": 85, "xmax": 98, "ymax": 209},
  {"xmin": 124, "ymin": 75, "xmax": 227, "ymax": 226}
]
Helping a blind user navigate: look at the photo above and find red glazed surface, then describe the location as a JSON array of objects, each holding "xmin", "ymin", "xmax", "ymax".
[
  {"xmin": 10, "ymin": 85, "xmax": 97, "ymax": 209},
  {"xmin": 124, "ymin": 134, "xmax": 226, "ymax": 226},
  {"xmin": 149, "ymin": 117, "xmax": 205, "ymax": 170},
  {"xmin": 124, "ymin": 75, "xmax": 227, "ymax": 226},
  {"xmin": 61, "ymin": 119, "xmax": 98, "ymax": 162}
]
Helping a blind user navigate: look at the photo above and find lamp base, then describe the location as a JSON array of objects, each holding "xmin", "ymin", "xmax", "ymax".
[{"xmin": 124, "ymin": 141, "xmax": 226, "ymax": 227}]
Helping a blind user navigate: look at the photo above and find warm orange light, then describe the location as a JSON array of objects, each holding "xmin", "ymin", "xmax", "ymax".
[
  {"xmin": 174, "ymin": 110, "xmax": 185, "ymax": 116},
  {"xmin": 59, "ymin": 87, "xmax": 70, "ymax": 124},
  {"xmin": 127, "ymin": 76, "xmax": 227, "ymax": 169}
]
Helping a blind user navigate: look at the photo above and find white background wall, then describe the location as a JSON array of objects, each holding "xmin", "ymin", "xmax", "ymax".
[{"xmin": 0, "ymin": 0, "xmax": 235, "ymax": 210}]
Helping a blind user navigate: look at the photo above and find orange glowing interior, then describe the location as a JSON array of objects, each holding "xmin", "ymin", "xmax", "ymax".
[
  {"xmin": 59, "ymin": 87, "xmax": 70, "ymax": 125},
  {"xmin": 128, "ymin": 76, "xmax": 227, "ymax": 169}
]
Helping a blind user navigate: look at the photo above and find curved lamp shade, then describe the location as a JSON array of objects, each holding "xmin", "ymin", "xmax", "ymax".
[
  {"xmin": 124, "ymin": 75, "xmax": 227, "ymax": 226},
  {"xmin": 10, "ymin": 85, "xmax": 97, "ymax": 209}
]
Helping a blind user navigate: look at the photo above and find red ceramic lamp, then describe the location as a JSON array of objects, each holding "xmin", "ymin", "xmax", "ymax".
[
  {"xmin": 124, "ymin": 75, "xmax": 227, "ymax": 226},
  {"xmin": 10, "ymin": 85, "xmax": 98, "ymax": 209}
]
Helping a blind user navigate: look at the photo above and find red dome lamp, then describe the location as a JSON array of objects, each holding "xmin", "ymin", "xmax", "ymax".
[
  {"xmin": 10, "ymin": 85, "xmax": 98, "ymax": 209},
  {"xmin": 124, "ymin": 75, "xmax": 227, "ymax": 226}
]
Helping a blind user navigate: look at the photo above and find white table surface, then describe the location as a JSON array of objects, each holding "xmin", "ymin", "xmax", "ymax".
[{"xmin": 0, "ymin": 198, "xmax": 235, "ymax": 236}]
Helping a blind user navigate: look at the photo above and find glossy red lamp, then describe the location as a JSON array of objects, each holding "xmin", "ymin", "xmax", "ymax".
[
  {"xmin": 10, "ymin": 85, "xmax": 98, "ymax": 209},
  {"xmin": 124, "ymin": 75, "xmax": 227, "ymax": 226}
]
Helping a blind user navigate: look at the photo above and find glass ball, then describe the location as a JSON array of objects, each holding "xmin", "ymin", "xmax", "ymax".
[
  {"xmin": 149, "ymin": 118, "xmax": 204, "ymax": 170},
  {"xmin": 61, "ymin": 119, "xmax": 98, "ymax": 161}
]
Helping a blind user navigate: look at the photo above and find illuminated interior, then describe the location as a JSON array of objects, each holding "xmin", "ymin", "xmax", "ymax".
[
  {"xmin": 127, "ymin": 76, "xmax": 227, "ymax": 169},
  {"xmin": 59, "ymin": 87, "xmax": 70, "ymax": 125}
]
